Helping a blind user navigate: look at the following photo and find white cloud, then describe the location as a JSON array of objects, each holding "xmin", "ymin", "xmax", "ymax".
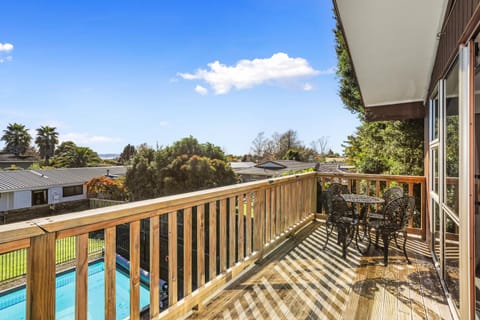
[
  {"xmin": 61, "ymin": 133, "xmax": 121, "ymax": 145},
  {"xmin": 303, "ymin": 83, "xmax": 313, "ymax": 91},
  {"xmin": 318, "ymin": 66, "xmax": 337, "ymax": 75},
  {"xmin": 195, "ymin": 85, "xmax": 208, "ymax": 95},
  {"xmin": 0, "ymin": 43, "xmax": 13, "ymax": 53},
  {"xmin": 0, "ymin": 56, "xmax": 12, "ymax": 64},
  {"xmin": 159, "ymin": 121, "xmax": 169, "ymax": 127},
  {"xmin": 178, "ymin": 52, "xmax": 319, "ymax": 94}
]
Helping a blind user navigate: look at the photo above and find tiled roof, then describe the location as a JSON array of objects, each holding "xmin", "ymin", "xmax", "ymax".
[{"xmin": 0, "ymin": 166, "xmax": 127, "ymax": 192}]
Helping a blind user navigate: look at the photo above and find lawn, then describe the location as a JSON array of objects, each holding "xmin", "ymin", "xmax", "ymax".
[{"xmin": 0, "ymin": 237, "xmax": 104, "ymax": 282}]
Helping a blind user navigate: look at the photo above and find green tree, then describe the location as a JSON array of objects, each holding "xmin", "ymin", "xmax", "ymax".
[
  {"xmin": 52, "ymin": 142, "xmax": 101, "ymax": 168},
  {"xmin": 35, "ymin": 126, "xmax": 59, "ymax": 165},
  {"xmin": 118, "ymin": 144, "xmax": 137, "ymax": 164},
  {"xmin": 334, "ymin": 14, "xmax": 424, "ymax": 175},
  {"xmin": 125, "ymin": 137, "xmax": 237, "ymax": 200},
  {"xmin": 1, "ymin": 123, "xmax": 32, "ymax": 156}
]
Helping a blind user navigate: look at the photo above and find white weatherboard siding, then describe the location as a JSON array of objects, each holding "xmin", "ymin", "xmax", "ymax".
[
  {"xmin": 13, "ymin": 191, "xmax": 31, "ymax": 209},
  {"xmin": 0, "ymin": 192, "xmax": 13, "ymax": 211},
  {"xmin": 49, "ymin": 187, "xmax": 62, "ymax": 204}
]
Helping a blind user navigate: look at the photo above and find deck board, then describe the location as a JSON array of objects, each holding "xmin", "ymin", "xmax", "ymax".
[{"xmin": 187, "ymin": 221, "xmax": 453, "ymax": 320}]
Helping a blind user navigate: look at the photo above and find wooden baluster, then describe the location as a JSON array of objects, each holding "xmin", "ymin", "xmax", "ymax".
[
  {"xmin": 271, "ymin": 186, "xmax": 276, "ymax": 238},
  {"xmin": 75, "ymin": 233, "xmax": 88, "ymax": 320},
  {"xmin": 168, "ymin": 212, "xmax": 178, "ymax": 306},
  {"xmin": 184, "ymin": 208, "xmax": 192, "ymax": 297},
  {"xmin": 276, "ymin": 186, "xmax": 281, "ymax": 236},
  {"xmin": 104, "ymin": 227, "xmax": 116, "ymax": 320},
  {"xmin": 197, "ymin": 205, "xmax": 205, "ymax": 287},
  {"xmin": 265, "ymin": 187, "xmax": 271, "ymax": 243},
  {"xmin": 245, "ymin": 193, "xmax": 252, "ymax": 256},
  {"xmin": 130, "ymin": 221, "xmax": 140, "ymax": 320},
  {"xmin": 209, "ymin": 201, "xmax": 217, "ymax": 280},
  {"xmin": 238, "ymin": 195, "xmax": 245, "ymax": 261},
  {"xmin": 149, "ymin": 216, "xmax": 160, "ymax": 318},
  {"xmin": 219, "ymin": 199, "xmax": 227, "ymax": 273},
  {"xmin": 27, "ymin": 233, "xmax": 56, "ymax": 320},
  {"xmin": 229, "ymin": 196, "xmax": 236, "ymax": 267}
]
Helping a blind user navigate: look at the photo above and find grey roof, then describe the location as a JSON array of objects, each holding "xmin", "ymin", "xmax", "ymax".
[
  {"xmin": 236, "ymin": 161, "xmax": 351, "ymax": 177},
  {"xmin": 229, "ymin": 162, "xmax": 256, "ymax": 170},
  {"xmin": 0, "ymin": 166, "xmax": 127, "ymax": 193},
  {"xmin": 237, "ymin": 161, "xmax": 316, "ymax": 177}
]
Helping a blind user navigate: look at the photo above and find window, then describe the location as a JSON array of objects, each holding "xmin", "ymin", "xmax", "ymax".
[
  {"xmin": 63, "ymin": 185, "xmax": 84, "ymax": 197},
  {"xmin": 32, "ymin": 189, "xmax": 48, "ymax": 206},
  {"xmin": 431, "ymin": 93, "xmax": 439, "ymax": 141},
  {"xmin": 444, "ymin": 61, "xmax": 459, "ymax": 216}
]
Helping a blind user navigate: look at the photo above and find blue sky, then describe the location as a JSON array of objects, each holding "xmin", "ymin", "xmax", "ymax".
[{"xmin": 0, "ymin": 0, "xmax": 359, "ymax": 156}]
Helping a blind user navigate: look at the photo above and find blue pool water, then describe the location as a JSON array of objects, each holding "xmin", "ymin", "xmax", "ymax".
[{"xmin": 0, "ymin": 260, "xmax": 150, "ymax": 320}]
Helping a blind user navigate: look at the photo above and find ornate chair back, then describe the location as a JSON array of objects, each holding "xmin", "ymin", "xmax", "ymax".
[{"xmin": 327, "ymin": 183, "xmax": 350, "ymax": 196}]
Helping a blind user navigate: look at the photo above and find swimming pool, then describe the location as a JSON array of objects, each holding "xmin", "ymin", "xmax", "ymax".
[{"xmin": 0, "ymin": 260, "xmax": 150, "ymax": 320}]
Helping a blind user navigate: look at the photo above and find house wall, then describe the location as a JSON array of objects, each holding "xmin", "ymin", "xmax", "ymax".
[
  {"xmin": 0, "ymin": 192, "xmax": 13, "ymax": 211},
  {"xmin": 58, "ymin": 185, "xmax": 86, "ymax": 203},
  {"xmin": 13, "ymin": 191, "xmax": 31, "ymax": 209},
  {"xmin": 429, "ymin": 0, "xmax": 480, "ymax": 96}
]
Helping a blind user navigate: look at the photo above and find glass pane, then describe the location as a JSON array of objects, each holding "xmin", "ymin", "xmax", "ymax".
[
  {"xmin": 431, "ymin": 93, "xmax": 439, "ymax": 141},
  {"xmin": 474, "ymin": 37, "xmax": 480, "ymax": 317},
  {"xmin": 445, "ymin": 214, "xmax": 459, "ymax": 310},
  {"xmin": 433, "ymin": 201, "xmax": 441, "ymax": 259},
  {"xmin": 444, "ymin": 61, "xmax": 459, "ymax": 216}
]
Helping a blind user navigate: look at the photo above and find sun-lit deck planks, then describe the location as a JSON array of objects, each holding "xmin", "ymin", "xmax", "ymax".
[{"xmin": 187, "ymin": 222, "xmax": 452, "ymax": 320}]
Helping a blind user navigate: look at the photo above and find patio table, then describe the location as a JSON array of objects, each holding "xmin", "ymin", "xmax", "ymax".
[{"xmin": 340, "ymin": 194, "xmax": 385, "ymax": 253}]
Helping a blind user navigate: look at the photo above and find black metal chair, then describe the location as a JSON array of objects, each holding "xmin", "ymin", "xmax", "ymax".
[
  {"xmin": 366, "ymin": 195, "xmax": 416, "ymax": 266},
  {"xmin": 326, "ymin": 182, "xmax": 350, "ymax": 196},
  {"xmin": 360, "ymin": 186, "xmax": 404, "ymax": 241},
  {"xmin": 322, "ymin": 192, "xmax": 359, "ymax": 259}
]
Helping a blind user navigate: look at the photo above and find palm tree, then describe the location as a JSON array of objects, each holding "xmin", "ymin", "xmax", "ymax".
[
  {"xmin": 54, "ymin": 144, "xmax": 100, "ymax": 168},
  {"xmin": 35, "ymin": 126, "xmax": 59, "ymax": 165},
  {"xmin": 1, "ymin": 123, "xmax": 32, "ymax": 156}
]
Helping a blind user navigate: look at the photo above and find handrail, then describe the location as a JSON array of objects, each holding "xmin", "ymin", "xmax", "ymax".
[
  {"xmin": 0, "ymin": 171, "xmax": 427, "ymax": 319},
  {"xmin": 0, "ymin": 171, "xmax": 318, "ymax": 320}
]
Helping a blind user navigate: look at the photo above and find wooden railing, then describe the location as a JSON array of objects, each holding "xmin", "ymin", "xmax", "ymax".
[
  {"xmin": 317, "ymin": 172, "xmax": 426, "ymax": 238},
  {"xmin": 0, "ymin": 172, "xmax": 317, "ymax": 320}
]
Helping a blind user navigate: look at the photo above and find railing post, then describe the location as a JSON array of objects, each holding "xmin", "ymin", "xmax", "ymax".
[{"xmin": 27, "ymin": 233, "xmax": 56, "ymax": 320}]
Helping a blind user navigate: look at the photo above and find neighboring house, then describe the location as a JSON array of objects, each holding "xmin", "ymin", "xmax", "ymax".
[
  {"xmin": 0, "ymin": 166, "xmax": 127, "ymax": 211},
  {"xmin": 235, "ymin": 160, "xmax": 351, "ymax": 182},
  {"xmin": 335, "ymin": 1, "xmax": 477, "ymax": 318},
  {"xmin": 228, "ymin": 161, "xmax": 256, "ymax": 173},
  {"xmin": 0, "ymin": 153, "xmax": 38, "ymax": 169}
]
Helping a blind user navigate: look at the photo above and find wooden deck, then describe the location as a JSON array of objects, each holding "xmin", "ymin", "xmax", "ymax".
[{"xmin": 187, "ymin": 221, "xmax": 452, "ymax": 320}]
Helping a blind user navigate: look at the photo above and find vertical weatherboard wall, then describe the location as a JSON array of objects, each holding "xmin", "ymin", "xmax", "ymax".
[
  {"xmin": 429, "ymin": 0, "xmax": 480, "ymax": 96},
  {"xmin": 13, "ymin": 191, "xmax": 31, "ymax": 209}
]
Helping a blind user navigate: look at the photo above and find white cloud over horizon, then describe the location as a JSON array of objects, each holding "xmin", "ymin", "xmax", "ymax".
[
  {"xmin": 60, "ymin": 132, "xmax": 121, "ymax": 145},
  {"xmin": 178, "ymin": 52, "xmax": 321, "ymax": 94},
  {"xmin": 159, "ymin": 121, "xmax": 169, "ymax": 127},
  {"xmin": 303, "ymin": 83, "xmax": 313, "ymax": 91}
]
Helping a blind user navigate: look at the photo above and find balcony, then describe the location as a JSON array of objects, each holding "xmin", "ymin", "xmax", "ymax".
[{"xmin": 0, "ymin": 172, "xmax": 451, "ymax": 319}]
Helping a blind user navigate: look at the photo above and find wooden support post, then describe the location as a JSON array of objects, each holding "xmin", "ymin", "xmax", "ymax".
[
  {"xmin": 76, "ymin": 233, "xmax": 88, "ymax": 320},
  {"xmin": 149, "ymin": 216, "xmax": 160, "ymax": 318},
  {"xmin": 27, "ymin": 233, "xmax": 56, "ymax": 320},
  {"xmin": 130, "ymin": 221, "xmax": 140, "ymax": 320},
  {"xmin": 104, "ymin": 227, "xmax": 116, "ymax": 320}
]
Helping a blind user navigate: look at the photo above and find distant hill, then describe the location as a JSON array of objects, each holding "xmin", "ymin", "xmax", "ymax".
[{"xmin": 99, "ymin": 154, "xmax": 119, "ymax": 160}]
